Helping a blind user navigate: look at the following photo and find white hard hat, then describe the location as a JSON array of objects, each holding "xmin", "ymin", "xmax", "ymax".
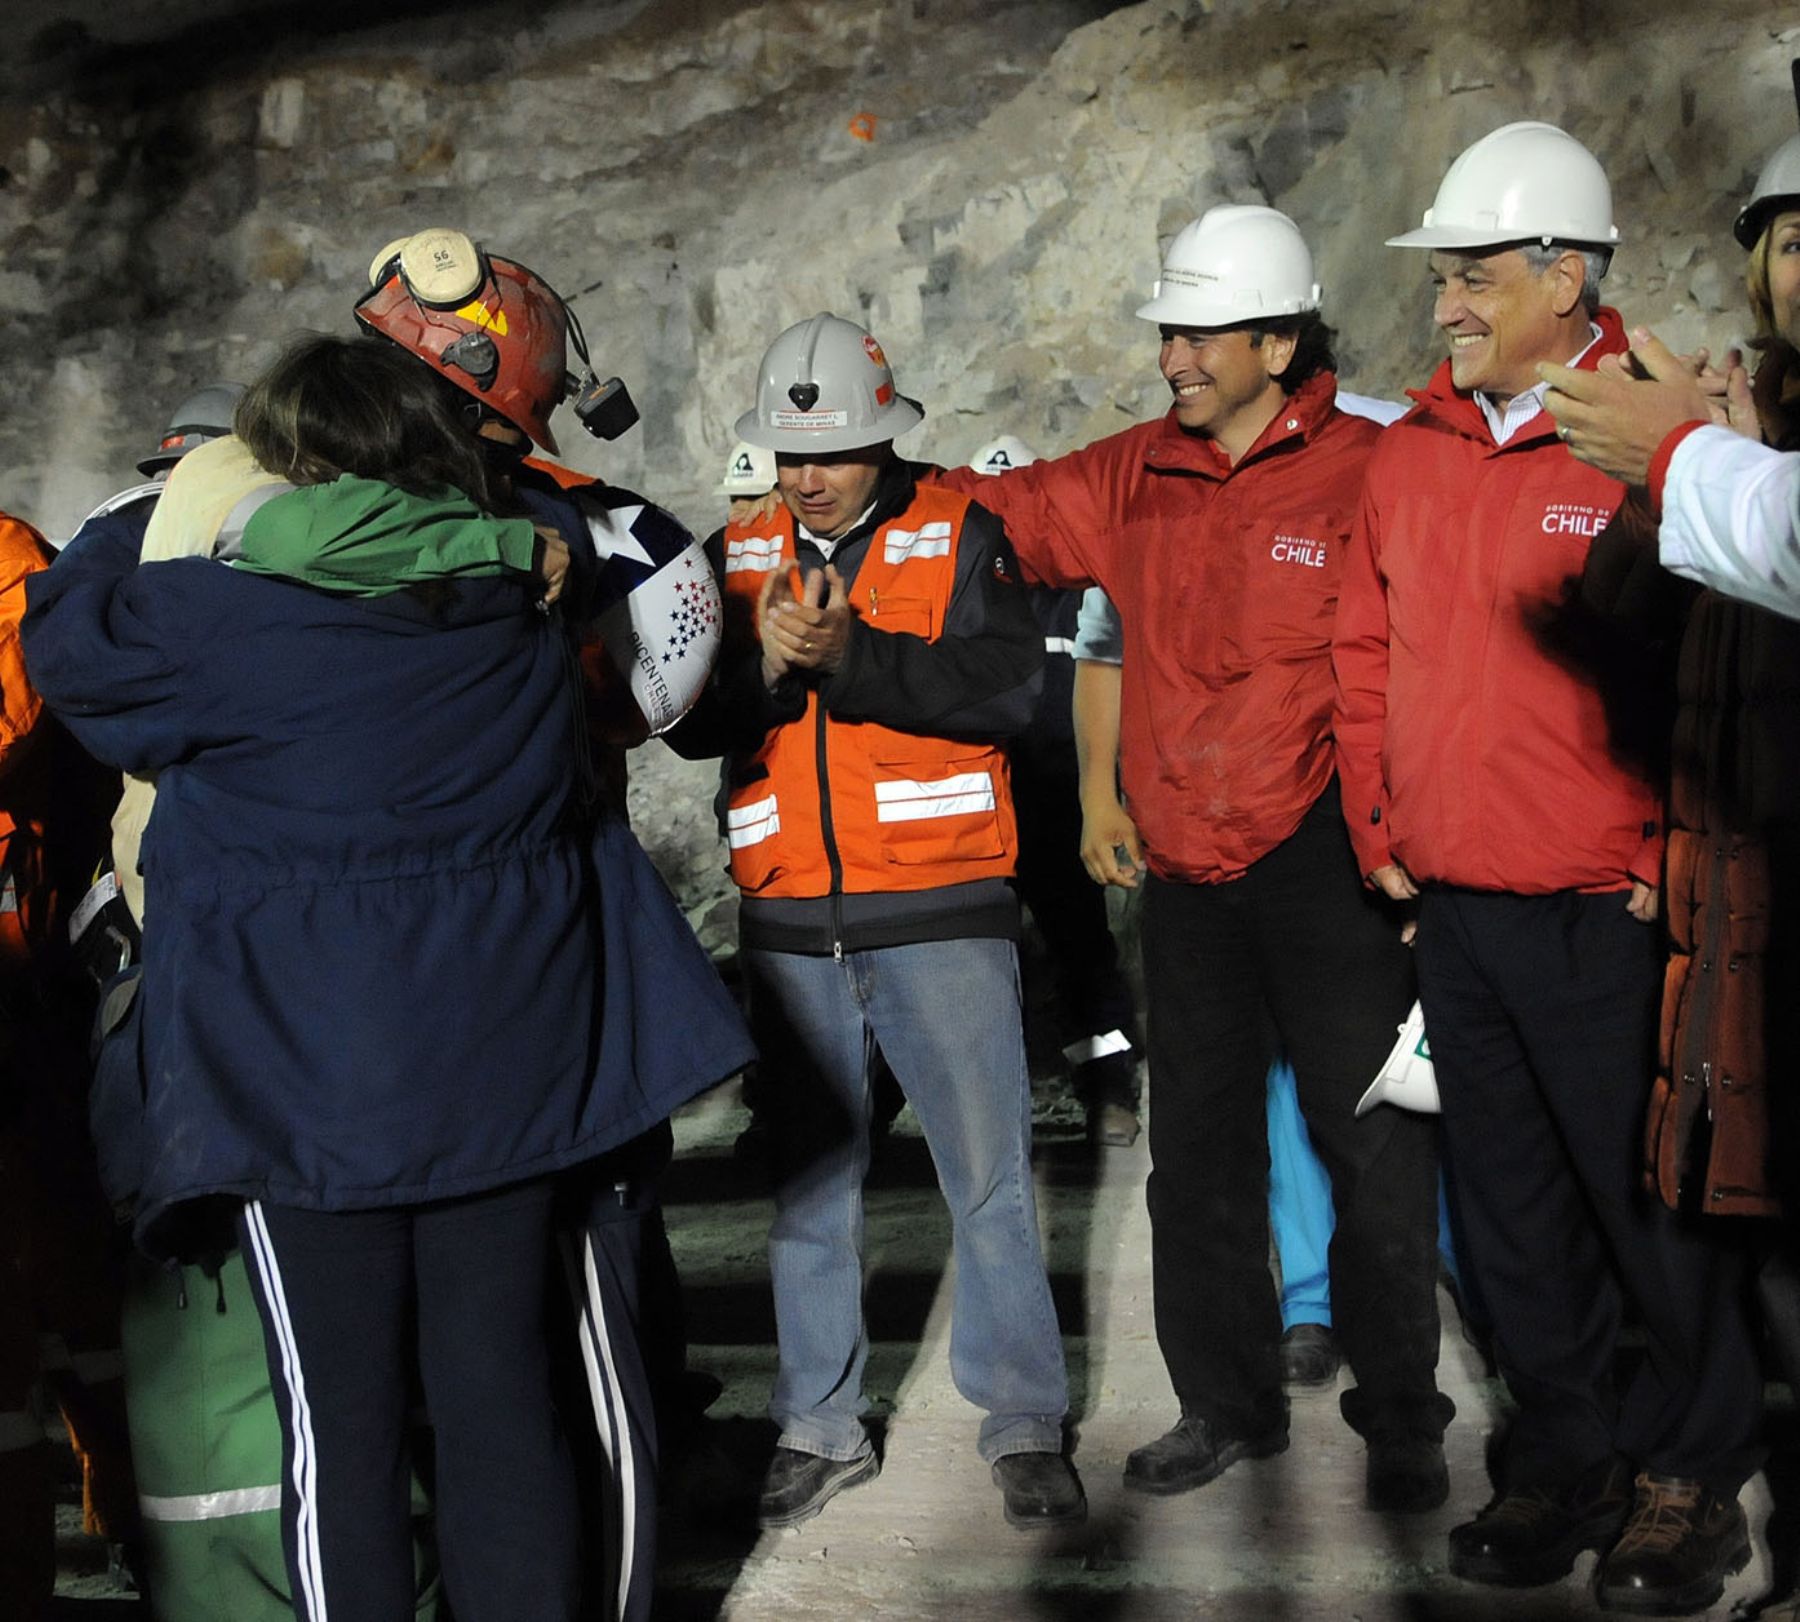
[
  {"xmin": 1387, "ymin": 121, "xmax": 1618, "ymax": 251},
  {"xmin": 1354, "ymin": 1001, "xmax": 1440, "ymax": 1118},
  {"xmin": 1736, "ymin": 131, "xmax": 1800, "ymax": 249},
  {"xmin": 1135, "ymin": 205, "xmax": 1321, "ymax": 328},
  {"xmin": 968, "ymin": 435, "xmax": 1040, "ymax": 475},
  {"xmin": 718, "ymin": 440, "xmax": 777, "ymax": 496},
  {"xmin": 734, "ymin": 312, "xmax": 924, "ymax": 455}
]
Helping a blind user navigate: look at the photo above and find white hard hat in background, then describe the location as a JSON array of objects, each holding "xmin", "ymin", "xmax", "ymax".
[
  {"xmin": 1737, "ymin": 131, "xmax": 1800, "ymax": 248},
  {"xmin": 718, "ymin": 440, "xmax": 777, "ymax": 496},
  {"xmin": 968, "ymin": 435, "xmax": 1040, "ymax": 475},
  {"xmin": 1135, "ymin": 205, "xmax": 1321, "ymax": 328},
  {"xmin": 734, "ymin": 312, "xmax": 924, "ymax": 455},
  {"xmin": 1354, "ymin": 1001, "xmax": 1440, "ymax": 1117},
  {"xmin": 1387, "ymin": 121, "xmax": 1618, "ymax": 251}
]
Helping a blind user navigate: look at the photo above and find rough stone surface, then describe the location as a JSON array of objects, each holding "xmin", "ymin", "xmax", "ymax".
[
  {"xmin": 7, "ymin": 0, "xmax": 1790, "ymax": 912},
  {"xmin": 651, "ymin": 1077, "xmax": 1782, "ymax": 1619},
  {"xmin": 4, "ymin": 0, "xmax": 1794, "ymax": 539}
]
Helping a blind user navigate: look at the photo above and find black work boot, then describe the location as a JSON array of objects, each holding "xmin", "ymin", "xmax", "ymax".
[
  {"xmin": 1086, "ymin": 1098, "xmax": 1141, "ymax": 1148},
  {"xmin": 1596, "ymin": 1471, "xmax": 1751, "ymax": 1615},
  {"xmin": 1076, "ymin": 1051, "xmax": 1141, "ymax": 1148},
  {"xmin": 1366, "ymin": 1429, "xmax": 1449, "ymax": 1513},
  {"xmin": 1122, "ymin": 1413, "xmax": 1288, "ymax": 1495},
  {"xmin": 756, "ymin": 1445, "xmax": 879, "ymax": 1529},
  {"xmin": 1342, "ymin": 1387, "xmax": 1455, "ymax": 1514},
  {"xmin": 990, "ymin": 1452, "xmax": 1087, "ymax": 1529},
  {"xmin": 1449, "ymin": 1455, "xmax": 1633, "ymax": 1586},
  {"xmin": 1278, "ymin": 1322, "xmax": 1341, "ymax": 1388}
]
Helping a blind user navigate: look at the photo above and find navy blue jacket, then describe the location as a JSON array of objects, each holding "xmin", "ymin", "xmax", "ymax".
[{"xmin": 22, "ymin": 520, "xmax": 751, "ymax": 1256}]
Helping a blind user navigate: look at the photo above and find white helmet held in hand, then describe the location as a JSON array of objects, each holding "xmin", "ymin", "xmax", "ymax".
[
  {"xmin": 1387, "ymin": 121, "xmax": 1618, "ymax": 251},
  {"xmin": 1354, "ymin": 1001, "xmax": 1440, "ymax": 1117},
  {"xmin": 717, "ymin": 440, "xmax": 777, "ymax": 496},
  {"xmin": 968, "ymin": 434, "xmax": 1040, "ymax": 475},
  {"xmin": 1736, "ymin": 131, "xmax": 1800, "ymax": 248},
  {"xmin": 734, "ymin": 312, "xmax": 924, "ymax": 455},
  {"xmin": 1136, "ymin": 205, "xmax": 1321, "ymax": 328}
]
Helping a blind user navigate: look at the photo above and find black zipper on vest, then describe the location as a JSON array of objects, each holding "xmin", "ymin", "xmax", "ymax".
[{"xmin": 814, "ymin": 694, "xmax": 846, "ymax": 960}]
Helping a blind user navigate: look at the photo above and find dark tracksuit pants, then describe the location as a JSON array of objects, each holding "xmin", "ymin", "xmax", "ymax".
[
  {"xmin": 1416, "ymin": 886, "xmax": 1764, "ymax": 1495},
  {"xmin": 239, "ymin": 1179, "xmax": 582, "ymax": 1622},
  {"xmin": 1011, "ymin": 746, "xmax": 1141, "ymax": 1107},
  {"xmin": 1141, "ymin": 781, "xmax": 1445, "ymax": 1441},
  {"xmin": 561, "ymin": 1129, "xmax": 673, "ymax": 1622}
]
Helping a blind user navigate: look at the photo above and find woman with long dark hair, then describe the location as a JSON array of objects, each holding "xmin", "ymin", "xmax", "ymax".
[{"xmin": 19, "ymin": 335, "xmax": 739, "ymax": 1622}]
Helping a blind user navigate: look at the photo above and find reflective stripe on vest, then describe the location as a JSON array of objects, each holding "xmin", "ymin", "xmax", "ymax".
[
  {"xmin": 726, "ymin": 795, "xmax": 781, "ymax": 849},
  {"xmin": 882, "ymin": 521, "xmax": 952, "ymax": 564},
  {"xmin": 139, "ymin": 1484, "xmax": 283, "ymax": 1523},
  {"xmin": 724, "ymin": 533, "xmax": 785, "ymax": 574},
  {"xmin": 873, "ymin": 772, "xmax": 997, "ymax": 824}
]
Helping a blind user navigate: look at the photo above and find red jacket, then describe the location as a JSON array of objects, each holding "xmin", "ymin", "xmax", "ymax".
[
  {"xmin": 1331, "ymin": 311, "xmax": 1664, "ymax": 894},
  {"xmin": 940, "ymin": 372, "xmax": 1377, "ymax": 883}
]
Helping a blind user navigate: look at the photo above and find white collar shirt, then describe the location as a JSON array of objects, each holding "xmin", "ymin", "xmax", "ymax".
[
  {"xmin": 797, "ymin": 502, "xmax": 877, "ymax": 561},
  {"xmin": 1477, "ymin": 323, "xmax": 1603, "ymax": 446}
]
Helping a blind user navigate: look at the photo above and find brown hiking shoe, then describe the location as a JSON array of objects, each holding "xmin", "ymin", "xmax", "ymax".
[
  {"xmin": 1449, "ymin": 1456, "xmax": 1632, "ymax": 1586},
  {"xmin": 1596, "ymin": 1471, "xmax": 1750, "ymax": 1615}
]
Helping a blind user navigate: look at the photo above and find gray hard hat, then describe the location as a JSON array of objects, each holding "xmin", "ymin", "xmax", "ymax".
[
  {"xmin": 138, "ymin": 383, "xmax": 246, "ymax": 476},
  {"xmin": 734, "ymin": 313, "xmax": 923, "ymax": 455},
  {"xmin": 1737, "ymin": 131, "xmax": 1800, "ymax": 249}
]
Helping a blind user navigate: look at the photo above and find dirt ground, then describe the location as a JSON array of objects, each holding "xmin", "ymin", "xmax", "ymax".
[
  {"xmin": 50, "ymin": 1064, "xmax": 1791, "ymax": 1620},
  {"xmin": 653, "ymin": 1073, "xmax": 1787, "ymax": 1622}
]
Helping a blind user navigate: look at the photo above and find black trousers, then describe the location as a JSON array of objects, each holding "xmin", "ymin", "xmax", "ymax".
[
  {"xmin": 1140, "ymin": 783, "xmax": 1443, "ymax": 1439},
  {"xmin": 562, "ymin": 1131, "xmax": 672, "ymax": 1622},
  {"xmin": 1012, "ymin": 748, "xmax": 1141, "ymax": 1106},
  {"xmin": 239, "ymin": 1179, "xmax": 582, "ymax": 1622},
  {"xmin": 1416, "ymin": 886, "xmax": 1763, "ymax": 1494}
]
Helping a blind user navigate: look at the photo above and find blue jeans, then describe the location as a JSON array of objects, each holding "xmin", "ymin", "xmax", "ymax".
[{"xmin": 743, "ymin": 938, "xmax": 1068, "ymax": 1463}]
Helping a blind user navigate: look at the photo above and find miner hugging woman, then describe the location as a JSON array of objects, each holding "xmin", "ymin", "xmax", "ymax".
[{"xmin": 21, "ymin": 333, "xmax": 752, "ymax": 1622}]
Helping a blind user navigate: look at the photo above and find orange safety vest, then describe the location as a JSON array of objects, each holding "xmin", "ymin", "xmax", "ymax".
[
  {"xmin": 719, "ymin": 487, "xmax": 1017, "ymax": 899},
  {"xmin": 0, "ymin": 515, "xmax": 54, "ymax": 970}
]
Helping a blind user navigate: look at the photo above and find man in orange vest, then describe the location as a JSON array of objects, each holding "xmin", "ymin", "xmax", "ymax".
[
  {"xmin": 680, "ymin": 312, "xmax": 1081, "ymax": 1532},
  {"xmin": 0, "ymin": 506, "xmax": 137, "ymax": 1618}
]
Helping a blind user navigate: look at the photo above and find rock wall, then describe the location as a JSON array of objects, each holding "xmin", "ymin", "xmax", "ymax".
[{"xmin": 3, "ymin": 0, "xmax": 1797, "ymax": 927}]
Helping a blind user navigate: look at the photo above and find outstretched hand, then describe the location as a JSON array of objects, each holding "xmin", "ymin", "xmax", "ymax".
[{"xmin": 1540, "ymin": 328, "xmax": 1761, "ymax": 486}]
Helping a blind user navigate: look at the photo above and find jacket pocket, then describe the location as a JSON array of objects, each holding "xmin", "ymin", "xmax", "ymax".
[
  {"xmin": 725, "ymin": 789, "xmax": 788, "ymax": 892},
  {"xmin": 863, "ymin": 594, "xmax": 935, "ymax": 639},
  {"xmin": 871, "ymin": 752, "xmax": 1005, "ymax": 865}
]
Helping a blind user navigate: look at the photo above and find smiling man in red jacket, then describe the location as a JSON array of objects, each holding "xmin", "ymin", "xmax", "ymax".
[
  {"xmin": 1333, "ymin": 122, "xmax": 1762, "ymax": 1616},
  {"xmin": 939, "ymin": 206, "xmax": 1449, "ymax": 1514}
]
